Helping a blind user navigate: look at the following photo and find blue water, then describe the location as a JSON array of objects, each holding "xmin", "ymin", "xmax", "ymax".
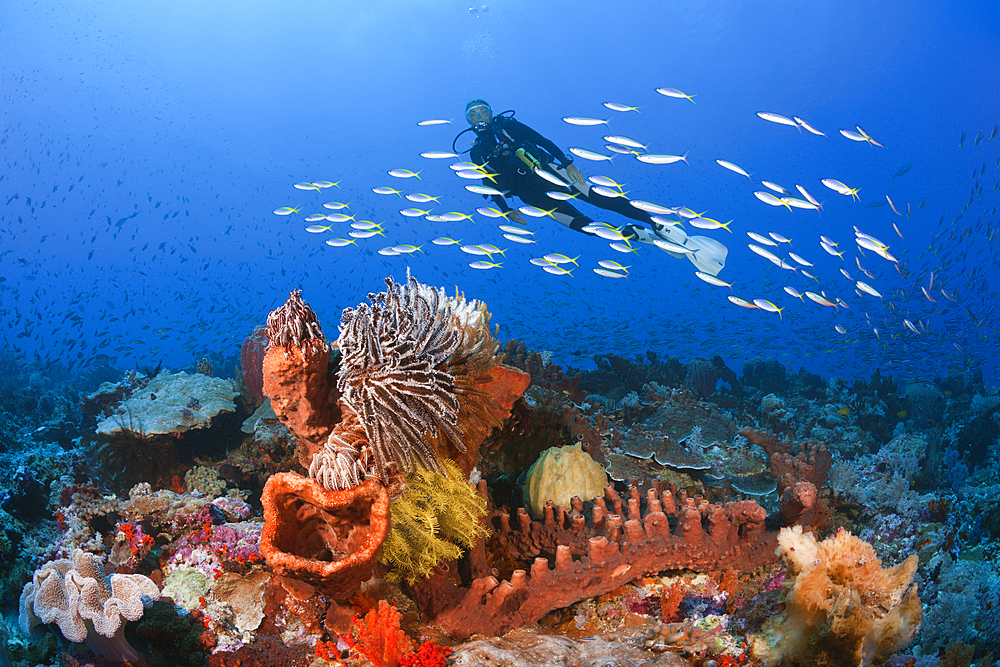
[{"xmin": 3, "ymin": 0, "xmax": 998, "ymax": 384}]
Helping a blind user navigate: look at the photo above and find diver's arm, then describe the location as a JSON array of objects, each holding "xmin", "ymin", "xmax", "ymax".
[
  {"xmin": 471, "ymin": 141, "xmax": 512, "ymax": 212},
  {"xmin": 505, "ymin": 119, "xmax": 572, "ymax": 167}
]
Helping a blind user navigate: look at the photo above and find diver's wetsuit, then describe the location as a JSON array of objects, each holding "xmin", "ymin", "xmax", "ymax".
[{"xmin": 468, "ymin": 116, "xmax": 655, "ymax": 235}]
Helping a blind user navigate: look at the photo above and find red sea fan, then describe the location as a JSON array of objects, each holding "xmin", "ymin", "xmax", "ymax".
[{"xmin": 343, "ymin": 600, "xmax": 414, "ymax": 667}]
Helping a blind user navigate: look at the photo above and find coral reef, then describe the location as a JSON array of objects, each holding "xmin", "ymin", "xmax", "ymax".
[
  {"xmin": 262, "ymin": 289, "xmax": 340, "ymax": 468},
  {"xmin": 4, "ymin": 273, "xmax": 996, "ymax": 666},
  {"xmin": 95, "ymin": 371, "xmax": 237, "ymax": 436},
  {"xmin": 410, "ymin": 480, "xmax": 777, "ymax": 639},
  {"xmin": 19, "ymin": 548, "xmax": 160, "ymax": 663},
  {"xmin": 257, "ymin": 278, "xmax": 528, "ymax": 601},
  {"xmin": 241, "ymin": 325, "xmax": 268, "ymax": 406},
  {"xmin": 752, "ymin": 526, "xmax": 921, "ymax": 667}
]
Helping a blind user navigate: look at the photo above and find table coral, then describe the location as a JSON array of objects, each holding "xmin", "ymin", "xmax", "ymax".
[{"xmin": 95, "ymin": 370, "xmax": 238, "ymax": 436}]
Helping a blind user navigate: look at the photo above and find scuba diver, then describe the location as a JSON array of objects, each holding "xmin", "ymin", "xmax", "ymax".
[{"xmin": 455, "ymin": 99, "xmax": 727, "ymax": 275}]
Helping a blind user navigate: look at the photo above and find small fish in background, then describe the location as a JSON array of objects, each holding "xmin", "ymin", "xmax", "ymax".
[
  {"xmin": 695, "ymin": 272, "xmax": 732, "ymax": 289},
  {"xmin": 656, "ymin": 87, "xmax": 696, "ymax": 103},
  {"xmin": 855, "ymin": 126, "xmax": 884, "ymax": 147},
  {"xmin": 592, "ymin": 185, "xmax": 628, "ymax": 198},
  {"xmin": 469, "ymin": 260, "xmax": 502, "ymax": 270},
  {"xmin": 400, "ymin": 208, "xmax": 431, "ymax": 218},
  {"xmin": 543, "ymin": 264, "xmax": 574, "ymax": 276},
  {"xmin": 728, "ymin": 295, "xmax": 758, "ymax": 309},
  {"xmin": 754, "ymin": 191, "xmax": 792, "ymax": 211},
  {"xmin": 598, "ymin": 259, "xmax": 630, "ymax": 273},
  {"xmin": 589, "ymin": 175, "xmax": 627, "ymax": 190},
  {"xmin": 569, "ymin": 147, "xmax": 614, "ymax": 162},
  {"xmin": 690, "ymin": 217, "xmax": 732, "ymax": 232},
  {"xmin": 388, "ymin": 168, "xmax": 421, "ymax": 179},
  {"xmin": 717, "ymin": 159, "xmax": 751, "ymax": 179},
  {"xmin": 974, "ymin": 132, "xmax": 983, "ymax": 147},
  {"xmin": 783, "ymin": 286, "xmax": 805, "ymax": 301},
  {"xmin": 747, "ymin": 231, "xmax": 777, "ymax": 247},
  {"xmin": 405, "ymin": 193, "xmax": 441, "ymax": 203},
  {"xmin": 891, "ymin": 163, "xmax": 912, "ymax": 181},
  {"xmin": 638, "ymin": 152, "xmax": 689, "ymax": 165},
  {"xmin": 757, "ymin": 111, "xmax": 799, "ymax": 129},
  {"xmin": 821, "ymin": 178, "xmax": 861, "ymax": 201},
  {"xmin": 603, "ymin": 102, "xmax": 639, "ymax": 113},
  {"xmin": 417, "ymin": 118, "xmax": 451, "ymax": 126},
  {"xmin": 753, "ymin": 299, "xmax": 785, "ymax": 319},
  {"xmin": 467, "ymin": 184, "xmax": 504, "ymax": 196},
  {"xmin": 499, "ymin": 225, "xmax": 532, "ymax": 235},
  {"xmin": 562, "ymin": 116, "xmax": 609, "ymax": 126},
  {"xmin": 788, "ymin": 252, "xmax": 812, "ymax": 267},
  {"xmin": 542, "ymin": 253, "xmax": 580, "ymax": 266},
  {"xmin": 959, "ymin": 129, "xmax": 967, "ymax": 149},
  {"xmin": 324, "ymin": 238, "xmax": 356, "ymax": 247},
  {"xmin": 605, "ymin": 135, "xmax": 648, "ymax": 151},
  {"xmin": 886, "ymin": 195, "xmax": 903, "ymax": 216},
  {"xmin": 793, "ymin": 116, "xmax": 825, "ymax": 136},
  {"xmin": 392, "ymin": 244, "xmax": 424, "ymax": 254}
]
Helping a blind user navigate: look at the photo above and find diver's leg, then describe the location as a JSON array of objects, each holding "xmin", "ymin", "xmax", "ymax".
[
  {"xmin": 517, "ymin": 189, "xmax": 595, "ymax": 232},
  {"xmin": 551, "ymin": 165, "xmax": 655, "ymax": 226}
]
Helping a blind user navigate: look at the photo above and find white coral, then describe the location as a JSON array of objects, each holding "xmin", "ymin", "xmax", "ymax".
[
  {"xmin": 19, "ymin": 549, "xmax": 159, "ymax": 655},
  {"xmin": 96, "ymin": 371, "xmax": 237, "ymax": 436}
]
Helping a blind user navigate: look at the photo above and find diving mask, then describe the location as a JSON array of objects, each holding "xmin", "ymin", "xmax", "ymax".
[{"xmin": 466, "ymin": 103, "xmax": 492, "ymax": 126}]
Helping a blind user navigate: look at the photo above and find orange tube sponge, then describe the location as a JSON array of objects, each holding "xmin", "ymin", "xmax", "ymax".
[
  {"xmin": 258, "ymin": 473, "xmax": 390, "ymax": 601},
  {"xmin": 262, "ymin": 290, "xmax": 340, "ymax": 466},
  {"xmin": 751, "ymin": 525, "xmax": 922, "ymax": 667}
]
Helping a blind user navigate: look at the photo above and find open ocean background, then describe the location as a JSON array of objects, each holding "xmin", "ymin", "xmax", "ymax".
[{"xmin": 3, "ymin": 0, "xmax": 998, "ymax": 385}]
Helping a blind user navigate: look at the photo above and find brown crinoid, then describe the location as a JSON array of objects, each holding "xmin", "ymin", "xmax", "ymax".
[{"xmin": 335, "ymin": 273, "xmax": 506, "ymax": 484}]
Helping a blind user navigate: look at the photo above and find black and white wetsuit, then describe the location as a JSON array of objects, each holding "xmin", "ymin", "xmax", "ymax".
[{"xmin": 468, "ymin": 116, "xmax": 654, "ymax": 236}]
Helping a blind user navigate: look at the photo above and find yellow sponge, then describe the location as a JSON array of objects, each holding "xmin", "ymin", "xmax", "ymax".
[{"xmin": 523, "ymin": 443, "xmax": 608, "ymax": 518}]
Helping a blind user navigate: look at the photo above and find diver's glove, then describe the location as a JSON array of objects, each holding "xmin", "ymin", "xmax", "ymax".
[
  {"xmin": 564, "ymin": 163, "xmax": 586, "ymax": 188},
  {"xmin": 507, "ymin": 211, "xmax": 527, "ymax": 225}
]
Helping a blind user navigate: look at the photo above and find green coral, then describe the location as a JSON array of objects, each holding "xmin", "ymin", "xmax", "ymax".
[{"xmin": 378, "ymin": 458, "xmax": 489, "ymax": 585}]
